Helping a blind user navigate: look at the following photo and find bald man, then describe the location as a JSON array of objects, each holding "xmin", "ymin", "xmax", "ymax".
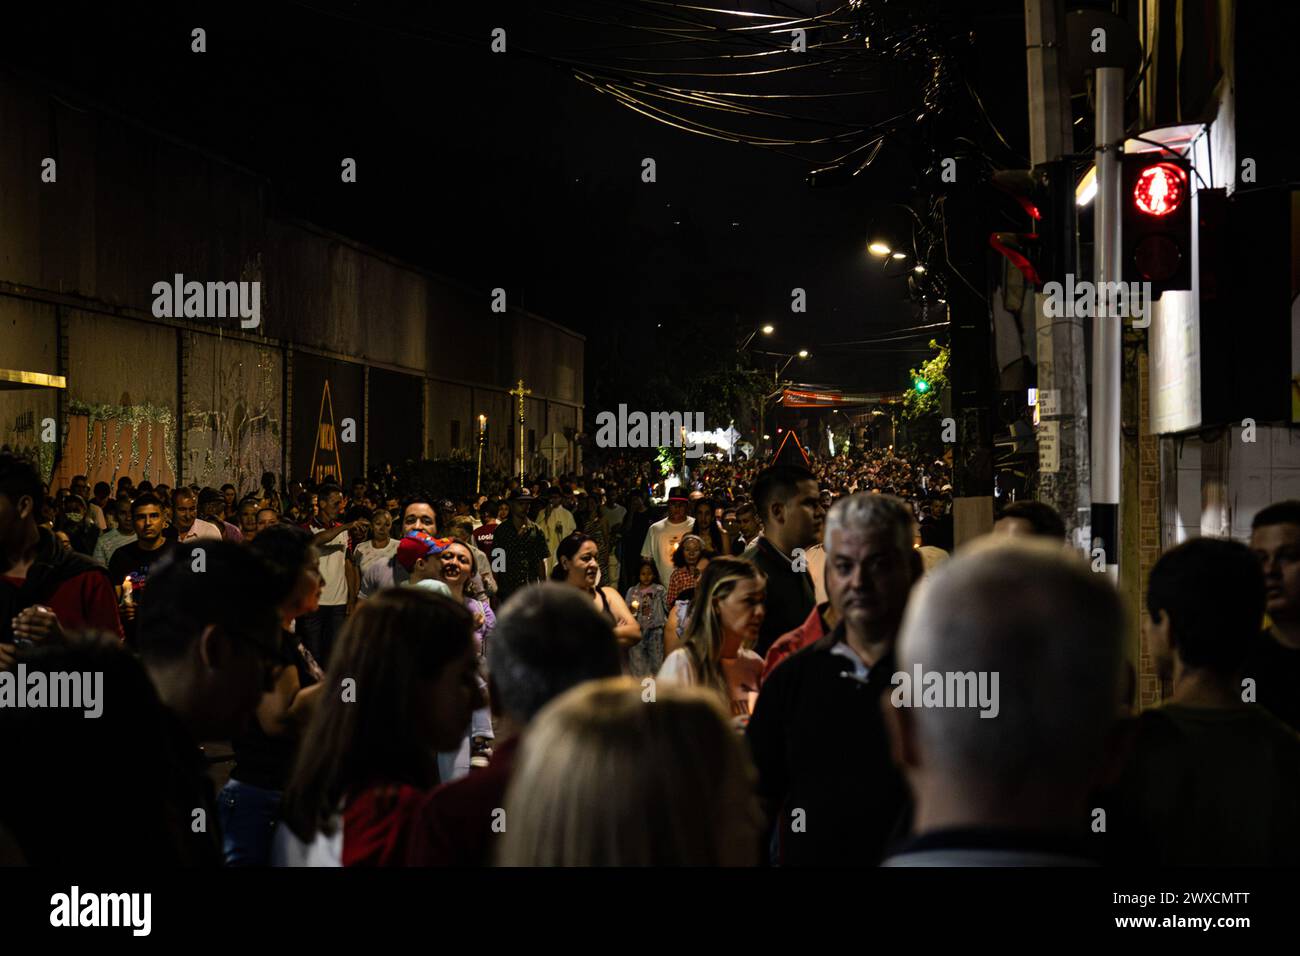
[{"xmin": 883, "ymin": 538, "xmax": 1124, "ymax": 866}]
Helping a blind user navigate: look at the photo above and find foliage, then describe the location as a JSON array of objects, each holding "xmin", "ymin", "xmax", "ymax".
[
  {"xmin": 655, "ymin": 445, "xmax": 677, "ymax": 478},
  {"xmin": 898, "ymin": 340, "xmax": 950, "ymax": 458},
  {"xmin": 901, "ymin": 340, "xmax": 949, "ymax": 421}
]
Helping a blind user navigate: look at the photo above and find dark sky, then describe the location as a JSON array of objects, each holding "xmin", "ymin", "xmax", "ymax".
[{"xmin": 6, "ymin": 0, "xmax": 1031, "ymax": 397}]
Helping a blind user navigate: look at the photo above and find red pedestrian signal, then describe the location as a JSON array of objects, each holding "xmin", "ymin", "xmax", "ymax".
[
  {"xmin": 1122, "ymin": 153, "xmax": 1192, "ymax": 295},
  {"xmin": 1132, "ymin": 162, "xmax": 1187, "ymax": 217}
]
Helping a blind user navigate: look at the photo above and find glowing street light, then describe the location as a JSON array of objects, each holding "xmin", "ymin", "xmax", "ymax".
[{"xmin": 740, "ymin": 323, "xmax": 776, "ymax": 351}]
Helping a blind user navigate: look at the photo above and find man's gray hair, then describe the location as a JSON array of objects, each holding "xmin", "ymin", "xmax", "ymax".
[
  {"xmin": 896, "ymin": 537, "xmax": 1124, "ymax": 790},
  {"xmin": 487, "ymin": 583, "xmax": 623, "ymax": 724},
  {"xmin": 823, "ymin": 492, "xmax": 915, "ymax": 554}
]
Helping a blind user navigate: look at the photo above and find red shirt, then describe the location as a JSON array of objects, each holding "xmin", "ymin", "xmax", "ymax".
[
  {"xmin": 340, "ymin": 783, "xmax": 429, "ymax": 867},
  {"xmin": 1, "ymin": 568, "xmax": 124, "ymax": 643},
  {"xmin": 760, "ymin": 603, "xmax": 829, "ymax": 687},
  {"xmin": 471, "ymin": 521, "xmax": 497, "ymax": 554}
]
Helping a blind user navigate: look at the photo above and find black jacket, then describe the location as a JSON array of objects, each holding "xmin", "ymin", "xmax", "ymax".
[
  {"xmin": 751, "ymin": 537, "xmax": 815, "ymax": 657},
  {"xmin": 746, "ymin": 623, "xmax": 910, "ymax": 865}
]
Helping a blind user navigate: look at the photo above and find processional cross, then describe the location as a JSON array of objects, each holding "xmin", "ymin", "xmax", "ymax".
[{"xmin": 508, "ymin": 379, "xmax": 532, "ymax": 484}]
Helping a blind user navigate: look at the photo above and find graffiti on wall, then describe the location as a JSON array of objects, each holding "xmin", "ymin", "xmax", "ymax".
[
  {"xmin": 66, "ymin": 399, "xmax": 177, "ymax": 486},
  {"xmin": 291, "ymin": 353, "xmax": 362, "ymax": 485},
  {"xmin": 183, "ymin": 342, "xmax": 281, "ymax": 493},
  {"xmin": 309, "ymin": 380, "xmax": 343, "ymax": 486},
  {"xmin": 1, "ymin": 407, "xmax": 54, "ymax": 480}
]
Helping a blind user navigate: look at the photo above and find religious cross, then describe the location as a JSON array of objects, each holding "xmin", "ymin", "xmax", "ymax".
[{"xmin": 508, "ymin": 378, "xmax": 532, "ymax": 484}]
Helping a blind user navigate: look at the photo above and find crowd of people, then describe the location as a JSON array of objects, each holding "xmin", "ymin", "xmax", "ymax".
[{"xmin": 1, "ymin": 443, "xmax": 1298, "ymax": 867}]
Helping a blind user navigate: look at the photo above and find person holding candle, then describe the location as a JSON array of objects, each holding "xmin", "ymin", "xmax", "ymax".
[{"xmin": 106, "ymin": 492, "xmax": 175, "ymax": 647}]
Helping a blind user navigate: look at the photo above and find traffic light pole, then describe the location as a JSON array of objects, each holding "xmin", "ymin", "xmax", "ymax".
[
  {"xmin": 1025, "ymin": 0, "xmax": 1091, "ymax": 549},
  {"xmin": 1092, "ymin": 66, "xmax": 1124, "ymax": 580}
]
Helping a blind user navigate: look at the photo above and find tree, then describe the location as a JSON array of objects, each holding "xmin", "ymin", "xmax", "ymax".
[{"xmin": 899, "ymin": 340, "xmax": 950, "ymax": 456}]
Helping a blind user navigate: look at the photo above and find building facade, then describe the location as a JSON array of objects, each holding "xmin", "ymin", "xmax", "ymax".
[{"xmin": 0, "ymin": 71, "xmax": 583, "ymax": 493}]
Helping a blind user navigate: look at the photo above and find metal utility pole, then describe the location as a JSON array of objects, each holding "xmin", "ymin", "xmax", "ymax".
[
  {"xmin": 1025, "ymin": 0, "xmax": 1090, "ymax": 550},
  {"xmin": 1092, "ymin": 66, "xmax": 1124, "ymax": 580}
]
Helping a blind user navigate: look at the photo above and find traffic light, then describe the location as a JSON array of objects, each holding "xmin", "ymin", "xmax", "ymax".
[
  {"xmin": 913, "ymin": 376, "xmax": 931, "ymax": 394},
  {"xmin": 987, "ymin": 161, "xmax": 1074, "ymax": 290},
  {"xmin": 1121, "ymin": 153, "xmax": 1192, "ymax": 295},
  {"xmin": 988, "ymin": 169, "xmax": 1042, "ymax": 287}
]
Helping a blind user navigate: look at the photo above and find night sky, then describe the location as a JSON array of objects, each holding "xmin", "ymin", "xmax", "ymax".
[{"xmin": 6, "ymin": 0, "xmax": 1031, "ymax": 404}]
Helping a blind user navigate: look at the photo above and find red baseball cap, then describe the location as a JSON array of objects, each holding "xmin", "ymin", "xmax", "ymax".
[{"xmin": 396, "ymin": 531, "xmax": 453, "ymax": 571}]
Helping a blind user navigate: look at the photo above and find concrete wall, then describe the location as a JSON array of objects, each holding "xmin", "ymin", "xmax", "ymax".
[
  {"xmin": 0, "ymin": 72, "xmax": 583, "ymax": 489},
  {"xmin": 427, "ymin": 382, "xmax": 473, "ymax": 459}
]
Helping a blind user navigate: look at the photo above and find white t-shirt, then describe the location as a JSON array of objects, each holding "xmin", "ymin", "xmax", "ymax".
[
  {"xmin": 352, "ymin": 538, "xmax": 398, "ymax": 575},
  {"xmin": 641, "ymin": 517, "xmax": 694, "ymax": 587},
  {"xmin": 657, "ymin": 648, "xmax": 764, "ymax": 722},
  {"xmin": 311, "ymin": 521, "xmax": 349, "ymax": 607}
]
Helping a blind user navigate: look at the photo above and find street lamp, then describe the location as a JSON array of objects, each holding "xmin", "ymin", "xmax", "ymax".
[
  {"xmin": 739, "ymin": 323, "xmax": 775, "ymax": 351},
  {"xmin": 778, "ymin": 350, "xmax": 809, "ymax": 377}
]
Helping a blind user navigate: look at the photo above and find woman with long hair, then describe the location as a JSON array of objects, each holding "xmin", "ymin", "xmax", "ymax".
[
  {"xmin": 498, "ymin": 677, "xmax": 761, "ymax": 866},
  {"xmin": 273, "ymin": 589, "xmax": 480, "ymax": 866},
  {"xmin": 551, "ymin": 532, "xmax": 641, "ymax": 649},
  {"xmin": 220, "ymin": 523, "xmax": 326, "ymax": 866},
  {"xmin": 439, "ymin": 539, "xmax": 494, "ymax": 655},
  {"xmin": 436, "ymin": 538, "xmax": 495, "ymax": 779},
  {"xmin": 691, "ymin": 497, "xmax": 729, "ymax": 557},
  {"xmin": 657, "ymin": 557, "xmax": 766, "ymax": 727}
]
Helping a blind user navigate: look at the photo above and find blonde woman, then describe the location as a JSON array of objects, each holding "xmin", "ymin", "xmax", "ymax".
[
  {"xmin": 657, "ymin": 557, "xmax": 766, "ymax": 726},
  {"xmin": 497, "ymin": 676, "xmax": 761, "ymax": 866}
]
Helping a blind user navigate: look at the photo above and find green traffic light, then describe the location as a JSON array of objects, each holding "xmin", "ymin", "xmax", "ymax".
[{"xmin": 914, "ymin": 378, "xmax": 931, "ymax": 393}]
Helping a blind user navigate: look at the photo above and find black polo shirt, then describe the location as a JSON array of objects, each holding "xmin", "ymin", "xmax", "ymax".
[
  {"xmin": 751, "ymin": 537, "xmax": 815, "ymax": 657},
  {"xmin": 492, "ymin": 518, "xmax": 549, "ymax": 603},
  {"xmin": 746, "ymin": 623, "xmax": 910, "ymax": 866}
]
